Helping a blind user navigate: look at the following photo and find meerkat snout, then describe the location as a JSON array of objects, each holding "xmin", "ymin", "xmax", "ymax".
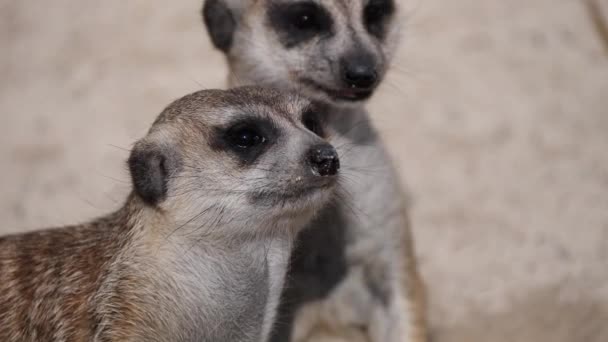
[
  {"xmin": 308, "ymin": 143, "xmax": 340, "ymax": 177},
  {"xmin": 340, "ymin": 51, "xmax": 379, "ymax": 91}
]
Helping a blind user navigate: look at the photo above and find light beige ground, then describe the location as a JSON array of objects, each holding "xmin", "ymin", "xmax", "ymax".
[{"xmin": 1, "ymin": 0, "xmax": 607, "ymax": 340}]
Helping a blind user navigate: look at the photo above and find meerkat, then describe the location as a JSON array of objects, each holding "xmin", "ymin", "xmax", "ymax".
[
  {"xmin": 202, "ymin": 1, "xmax": 427, "ymax": 342},
  {"xmin": 0, "ymin": 86, "xmax": 341, "ymax": 342}
]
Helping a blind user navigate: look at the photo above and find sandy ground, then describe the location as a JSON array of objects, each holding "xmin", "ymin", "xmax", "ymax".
[{"xmin": 1, "ymin": 0, "xmax": 607, "ymax": 340}]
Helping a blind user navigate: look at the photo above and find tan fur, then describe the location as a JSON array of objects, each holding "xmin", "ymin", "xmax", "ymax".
[{"xmin": 401, "ymin": 206, "xmax": 428, "ymax": 342}]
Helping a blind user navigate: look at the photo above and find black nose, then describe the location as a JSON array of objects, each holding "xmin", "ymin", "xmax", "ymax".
[
  {"xmin": 308, "ymin": 144, "xmax": 340, "ymax": 177},
  {"xmin": 341, "ymin": 54, "xmax": 378, "ymax": 89}
]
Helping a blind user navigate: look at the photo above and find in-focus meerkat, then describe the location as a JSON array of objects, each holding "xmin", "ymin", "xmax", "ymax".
[
  {"xmin": 0, "ymin": 87, "xmax": 341, "ymax": 342},
  {"xmin": 202, "ymin": 1, "xmax": 427, "ymax": 341}
]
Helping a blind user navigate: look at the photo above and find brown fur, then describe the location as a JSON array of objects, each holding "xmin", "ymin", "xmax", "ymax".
[{"xmin": 0, "ymin": 202, "xmax": 136, "ymax": 341}]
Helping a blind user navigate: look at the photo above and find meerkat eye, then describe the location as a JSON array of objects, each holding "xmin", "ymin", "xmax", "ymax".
[
  {"xmin": 215, "ymin": 118, "xmax": 278, "ymax": 165},
  {"xmin": 291, "ymin": 4, "xmax": 321, "ymax": 30},
  {"xmin": 268, "ymin": 2, "xmax": 333, "ymax": 47},
  {"xmin": 302, "ymin": 109, "xmax": 324, "ymax": 137},
  {"xmin": 226, "ymin": 124, "xmax": 266, "ymax": 149},
  {"xmin": 364, "ymin": 0, "xmax": 395, "ymax": 38}
]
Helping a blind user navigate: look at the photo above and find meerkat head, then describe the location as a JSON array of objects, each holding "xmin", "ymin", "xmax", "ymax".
[
  {"xmin": 202, "ymin": 0, "xmax": 400, "ymax": 107},
  {"xmin": 128, "ymin": 86, "xmax": 339, "ymax": 234}
]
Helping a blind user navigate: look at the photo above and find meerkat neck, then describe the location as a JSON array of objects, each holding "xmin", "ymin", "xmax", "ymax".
[{"xmin": 123, "ymin": 193, "xmax": 298, "ymax": 253}]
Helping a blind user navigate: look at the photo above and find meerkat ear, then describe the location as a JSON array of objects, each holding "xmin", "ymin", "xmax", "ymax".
[
  {"xmin": 128, "ymin": 141, "xmax": 178, "ymax": 206},
  {"xmin": 202, "ymin": 0, "xmax": 247, "ymax": 52}
]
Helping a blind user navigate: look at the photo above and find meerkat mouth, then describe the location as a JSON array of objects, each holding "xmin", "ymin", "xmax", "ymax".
[
  {"xmin": 300, "ymin": 78, "xmax": 374, "ymax": 102},
  {"xmin": 284, "ymin": 181, "xmax": 334, "ymax": 200},
  {"xmin": 249, "ymin": 180, "xmax": 335, "ymax": 207}
]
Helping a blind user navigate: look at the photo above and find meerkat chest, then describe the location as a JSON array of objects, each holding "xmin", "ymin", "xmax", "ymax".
[
  {"xmin": 327, "ymin": 113, "xmax": 404, "ymax": 251},
  {"xmin": 148, "ymin": 235, "xmax": 293, "ymax": 341}
]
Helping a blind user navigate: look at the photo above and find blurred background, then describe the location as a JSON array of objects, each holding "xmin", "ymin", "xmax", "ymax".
[{"xmin": 1, "ymin": 0, "xmax": 607, "ymax": 340}]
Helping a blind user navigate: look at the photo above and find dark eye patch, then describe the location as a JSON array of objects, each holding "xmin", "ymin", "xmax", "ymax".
[
  {"xmin": 267, "ymin": 1, "xmax": 333, "ymax": 48},
  {"xmin": 364, "ymin": 0, "xmax": 395, "ymax": 39},
  {"xmin": 210, "ymin": 116, "xmax": 279, "ymax": 166}
]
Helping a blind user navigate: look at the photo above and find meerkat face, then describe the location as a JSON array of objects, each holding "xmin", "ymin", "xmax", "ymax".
[
  {"xmin": 203, "ymin": 0, "xmax": 400, "ymax": 107},
  {"xmin": 128, "ymin": 87, "xmax": 339, "ymax": 232}
]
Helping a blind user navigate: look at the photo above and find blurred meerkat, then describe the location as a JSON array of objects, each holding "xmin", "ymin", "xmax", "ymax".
[
  {"xmin": 0, "ymin": 87, "xmax": 341, "ymax": 342},
  {"xmin": 202, "ymin": 1, "xmax": 427, "ymax": 341}
]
